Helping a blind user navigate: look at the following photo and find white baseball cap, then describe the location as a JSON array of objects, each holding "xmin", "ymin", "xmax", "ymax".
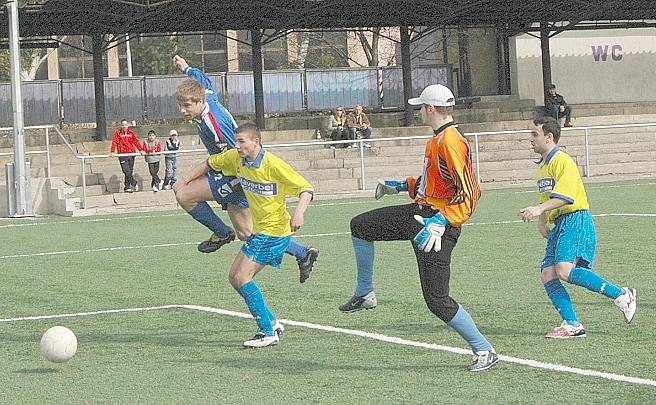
[
  {"xmin": 169, "ymin": 129, "xmax": 178, "ymax": 136},
  {"xmin": 408, "ymin": 84, "xmax": 455, "ymax": 107}
]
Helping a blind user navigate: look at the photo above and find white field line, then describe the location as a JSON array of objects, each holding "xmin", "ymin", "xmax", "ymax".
[
  {"xmin": 1, "ymin": 181, "xmax": 654, "ymax": 230},
  {"xmin": 181, "ymin": 305, "xmax": 656, "ymax": 388},
  {"xmin": 1, "ymin": 214, "xmax": 653, "ymax": 261},
  {"xmin": 2, "ymin": 303, "xmax": 655, "ymax": 388},
  {"xmin": 0, "ymin": 305, "xmax": 179, "ymax": 323},
  {"xmin": 0, "ymin": 242, "xmax": 198, "ymax": 260},
  {"xmin": 0, "ymin": 201, "xmax": 370, "ymax": 229}
]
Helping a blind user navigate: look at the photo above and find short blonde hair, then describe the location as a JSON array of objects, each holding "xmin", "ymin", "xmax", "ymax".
[{"xmin": 175, "ymin": 78, "xmax": 205, "ymax": 103}]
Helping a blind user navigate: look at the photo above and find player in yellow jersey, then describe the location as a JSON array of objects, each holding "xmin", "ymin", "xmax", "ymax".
[
  {"xmin": 520, "ymin": 116, "xmax": 637, "ymax": 338},
  {"xmin": 181, "ymin": 122, "xmax": 315, "ymax": 348}
]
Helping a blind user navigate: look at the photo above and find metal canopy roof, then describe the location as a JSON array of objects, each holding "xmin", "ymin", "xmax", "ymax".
[{"xmin": 1, "ymin": 0, "xmax": 655, "ymax": 38}]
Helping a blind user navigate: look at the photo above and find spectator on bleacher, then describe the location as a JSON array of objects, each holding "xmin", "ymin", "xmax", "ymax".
[
  {"xmin": 142, "ymin": 129, "xmax": 164, "ymax": 192},
  {"xmin": 545, "ymin": 84, "xmax": 573, "ymax": 127},
  {"xmin": 109, "ymin": 119, "xmax": 144, "ymax": 193},
  {"xmin": 328, "ymin": 105, "xmax": 349, "ymax": 149},
  {"xmin": 163, "ymin": 129, "xmax": 180, "ymax": 189},
  {"xmin": 347, "ymin": 105, "xmax": 373, "ymax": 148}
]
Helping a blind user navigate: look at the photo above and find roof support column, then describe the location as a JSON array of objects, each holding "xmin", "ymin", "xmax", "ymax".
[
  {"xmin": 496, "ymin": 28, "xmax": 511, "ymax": 95},
  {"xmin": 457, "ymin": 27, "xmax": 472, "ymax": 97},
  {"xmin": 250, "ymin": 29, "xmax": 265, "ymax": 130},
  {"xmin": 539, "ymin": 21, "xmax": 552, "ymax": 107},
  {"xmin": 400, "ymin": 26, "xmax": 414, "ymax": 127},
  {"xmin": 92, "ymin": 34, "xmax": 107, "ymax": 140}
]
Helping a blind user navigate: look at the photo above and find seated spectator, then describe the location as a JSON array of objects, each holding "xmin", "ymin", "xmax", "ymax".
[
  {"xmin": 347, "ymin": 105, "xmax": 373, "ymax": 148},
  {"xmin": 545, "ymin": 84, "xmax": 573, "ymax": 127},
  {"xmin": 328, "ymin": 105, "xmax": 349, "ymax": 149}
]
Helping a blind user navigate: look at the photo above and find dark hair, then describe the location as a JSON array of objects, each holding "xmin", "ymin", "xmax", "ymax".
[
  {"xmin": 147, "ymin": 129, "xmax": 156, "ymax": 135},
  {"xmin": 533, "ymin": 116, "xmax": 561, "ymax": 143},
  {"xmin": 548, "ymin": 84, "xmax": 556, "ymax": 90},
  {"xmin": 236, "ymin": 121, "xmax": 261, "ymax": 139}
]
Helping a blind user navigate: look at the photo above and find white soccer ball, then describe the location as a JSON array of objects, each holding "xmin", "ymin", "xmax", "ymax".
[{"xmin": 40, "ymin": 326, "xmax": 77, "ymax": 363}]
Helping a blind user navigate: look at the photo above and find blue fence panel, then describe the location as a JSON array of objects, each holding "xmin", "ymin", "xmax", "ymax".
[
  {"xmin": 263, "ymin": 71, "xmax": 304, "ymax": 113},
  {"xmin": 145, "ymin": 75, "xmax": 187, "ymax": 120},
  {"xmin": 226, "ymin": 73, "xmax": 254, "ymax": 115},
  {"xmin": 381, "ymin": 65, "xmax": 453, "ymax": 108},
  {"xmin": 0, "ymin": 81, "xmax": 60, "ymax": 126},
  {"xmin": 104, "ymin": 77, "xmax": 144, "ymax": 121},
  {"xmin": 61, "ymin": 79, "xmax": 95, "ymax": 123},
  {"xmin": 22, "ymin": 80, "xmax": 60, "ymax": 125},
  {"xmin": 306, "ymin": 68, "xmax": 379, "ymax": 111},
  {"xmin": 0, "ymin": 83, "xmax": 11, "ymax": 126}
]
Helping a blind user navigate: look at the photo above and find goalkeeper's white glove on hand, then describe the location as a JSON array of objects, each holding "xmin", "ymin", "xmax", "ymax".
[
  {"xmin": 413, "ymin": 212, "xmax": 448, "ymax": 253},
  {"xmin": 374, "ymin": 179, "xmax": 407, "ymax": 200}
]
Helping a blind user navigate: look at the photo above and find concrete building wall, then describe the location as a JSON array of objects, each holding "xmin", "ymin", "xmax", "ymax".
[
  {"xmin": 510, "ymin": 28, "xmax": 656, "ymax": 105},
  {"xmin": 406, "ymin": 27, "xmax": 499, "ymax": 96}
]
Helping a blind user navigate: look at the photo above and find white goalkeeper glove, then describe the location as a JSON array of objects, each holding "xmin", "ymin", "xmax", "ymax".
[
  {"xmin": 374, "ymin": 179, "xmax": 408, "ymax": 200},
  {"xmin": 413, "ymin": 213, "xmax": 448, "ymax": 253}
]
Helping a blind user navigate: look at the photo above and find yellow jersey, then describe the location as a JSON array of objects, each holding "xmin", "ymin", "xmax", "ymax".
[
  {"xmin": 535, "ymin": 147, "xmax": 589, "ymax": 223},
  {"xmin": 207, "ymin": 148, "xmax": 314, "ymax": 236}
]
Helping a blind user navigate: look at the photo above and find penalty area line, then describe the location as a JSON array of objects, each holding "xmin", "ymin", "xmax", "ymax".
[
  {"xmin": 0, "ymin": 305, "xmax": 181, "ymax": 323},
  {"xmin": 183, "ymin": 304, "xmax": 656, "ymax": 388}
]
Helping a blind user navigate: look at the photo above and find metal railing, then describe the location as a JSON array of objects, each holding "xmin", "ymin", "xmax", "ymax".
[
  {"xmin": 5, "ymin": 121, "xmax": 656, "ymax": 210},
  {"xmin": 0, "ymin": 125, "xmax": 53, "ymax": 177}
]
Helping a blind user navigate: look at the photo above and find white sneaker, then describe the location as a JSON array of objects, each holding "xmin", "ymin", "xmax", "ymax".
[
  {"xmin": 152, "ymin": 185, "xmax": 159, "ymax": 192},
  {"xmin": 158, "ymin": 180, "xmax": 164, "ymax": 190},
  {"xmin": 614, "ymin": 287, "xmax": 637, "ymax": 324},
  {"xmin": 163, "ymin": 184, "xmax": 171, "ymax": 190},
  {"xmin": 545, "ymin": 321, "xmax": 586, "ymax": 338},
  {"xmin": 243, "ymin": 333, "xmax": 279, "ymax": 348},
  {"xmin": 469, "ymin": 350, "xmax": 499, "ymax": 372}
]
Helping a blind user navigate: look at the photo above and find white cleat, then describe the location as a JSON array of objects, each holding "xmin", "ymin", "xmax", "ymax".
[
  {"xmin": 243, "ymin": 333, "xmax": 279, "ymax": 348},
  {"xmin": 614, "ymin": 287, "xmax": 637, "ymax": 324}
]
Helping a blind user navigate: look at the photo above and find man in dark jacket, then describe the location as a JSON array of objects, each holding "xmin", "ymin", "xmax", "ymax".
[{"xmin": 545, "ymin": 84, "xmax": 573, "ymax": 127}]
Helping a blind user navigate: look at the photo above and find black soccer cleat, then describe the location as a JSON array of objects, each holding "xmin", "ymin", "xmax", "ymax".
[
  {"xmin": 297, "ymin": 247, "xmax": 319, "ymax": 283},
  {"xmin": 338, "ymin": 292, "xmax": 377, "ymax": 313},
  {"xmin": 197, "ymin": 231, "xmax": 236, "ymax": 253}
]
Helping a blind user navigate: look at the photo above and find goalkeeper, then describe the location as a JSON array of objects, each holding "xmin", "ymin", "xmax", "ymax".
[{"xmin": 338, "ymin": 84, "xmax": 498, "ymax": 372}]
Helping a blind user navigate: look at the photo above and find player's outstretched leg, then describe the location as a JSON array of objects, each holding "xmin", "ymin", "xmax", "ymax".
[
  {"xmin": 567, "ymin": 266, "xmax": 637, "ymax": 323},
  {"xmin": 190, "ymin": 201, "xmax": 235, "ymax": 253},
  {"xmin": 174, "ymin": 178, "xmax": 235, "ymax": 253},
  {"xmin": 339, "ymin": 236, "xmax": 377, "ymax": 312},
  {"xmin": 287, "ymin": 240, "xmax": 319, "ymax": 283},
  {"xmin": 542, "ymin": 278, "xmax": 586, "ymax": 338}
]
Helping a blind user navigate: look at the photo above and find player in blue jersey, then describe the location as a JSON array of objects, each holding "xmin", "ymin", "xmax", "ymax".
[
  {"xmin": 519, "ymin": 116, "xmax": 637, "ymax": 338},
  {"xmin": 171, "ymin": 55, "xmax": 318, "ymax": 283},
  {"xmin": 182, "ymin": 122, "xmax": 315, "ymax": 348}
]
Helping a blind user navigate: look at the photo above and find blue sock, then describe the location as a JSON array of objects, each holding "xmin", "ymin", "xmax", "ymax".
[
  {"xmin": 189, "ymin": 202, "xmax": 232, "ymax": 238},
  {"xmin": 241, "ymin": 291, "xmax": 276, "ymax": 329},
  {"xmin": 446, "ymin": 305, "xmax": 492, "ymax": 353},
  {"xmin": 352, "ymin": 236, "xmax": 374, "ymax": 297},
  {"xmin": 236, "ymin": 280, "xmax": 274, "ymax": 336},
  {"xmin": 568, "ymin": 267, "xmax": 624, "ymax": 299},
  {"xmin": 286, "ymin": 239, "xmax": 307, "ymax": 260},
  {"xmin": 544, "ymin": 279, "xmax": 580, "ymax": 326}
]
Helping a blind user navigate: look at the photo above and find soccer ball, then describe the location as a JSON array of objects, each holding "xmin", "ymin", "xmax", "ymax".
[{"xmin": 40, "ymin": 326, "xmax": 77, "ymax": 363}]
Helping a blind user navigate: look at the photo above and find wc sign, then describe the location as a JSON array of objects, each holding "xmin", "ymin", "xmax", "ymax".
[{"xmin": 591, "ymin": 45, "xmax": 623, "ymax": 61}]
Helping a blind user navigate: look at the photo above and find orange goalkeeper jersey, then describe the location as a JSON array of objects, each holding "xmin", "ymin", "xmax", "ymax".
[{"xmin": 407, "ymin": 122, "xmax": 481, "ymax": 227}]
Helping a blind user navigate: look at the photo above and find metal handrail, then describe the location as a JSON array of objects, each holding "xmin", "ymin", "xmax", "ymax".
[
  {"xmin": 24, "ymin": 122, "xmax": 656, "ymax": 208},
  {"xmin": 0, "ymin": 124, "xmax": 54, "ymax": 177}
]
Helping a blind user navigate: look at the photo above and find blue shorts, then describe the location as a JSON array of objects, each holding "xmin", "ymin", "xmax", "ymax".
[
  {"xmin": 207, "ymin": 169, "xmax": 248, "ymax": 210},
  {"xmin": 541, "ymin": 210, "xmax": 597, "ymax": 271},
  {"xmin": 241, "ymin": 233, "xmax": 292, "ymax": 269}
]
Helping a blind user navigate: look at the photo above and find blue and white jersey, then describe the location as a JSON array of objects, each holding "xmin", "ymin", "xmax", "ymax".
[{"xmin": 185, "ymin": 67, "xmax": 238, "ymax": 155}]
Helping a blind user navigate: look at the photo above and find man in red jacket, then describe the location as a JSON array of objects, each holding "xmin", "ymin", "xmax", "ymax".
[{"xmin": 110, "ymin": 119, "xmax": 144, "ymax": 193}]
